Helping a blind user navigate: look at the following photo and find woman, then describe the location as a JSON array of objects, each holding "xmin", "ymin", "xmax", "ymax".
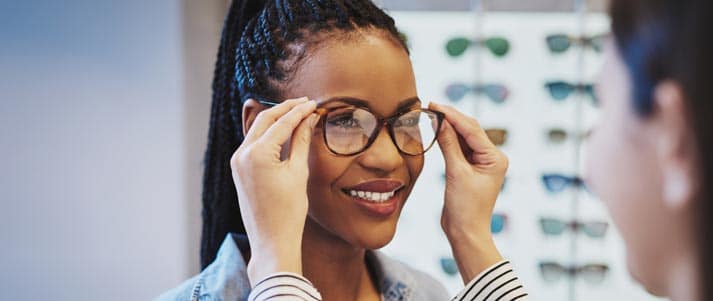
[
  {"xmin": 157, "ymin": 0, "xmax": 522, "ymax": 300},
  {"xmin": 584, "ymin": 0, "xmax": 712, "ymax": 300}
]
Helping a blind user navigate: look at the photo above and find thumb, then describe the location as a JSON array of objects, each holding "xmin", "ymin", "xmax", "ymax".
[
  {"xmin": 437, "ymin": 120, "xmax": 468, "ymax": 169},
  {"xmin": 288, "ymin": 113, "xmax": 319, "ymax": 164}
]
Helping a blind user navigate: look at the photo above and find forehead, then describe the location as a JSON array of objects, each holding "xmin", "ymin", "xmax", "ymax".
[{"xmin": 285, "ymin": 33, "xmax": 417, "ymax": 115}]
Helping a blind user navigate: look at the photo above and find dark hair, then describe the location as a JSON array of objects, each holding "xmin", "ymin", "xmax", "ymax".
[
  {"xmin": 610, "ymin": 0, "xmax": 713, "ymax": 298},
  {"xmin": 200, "ymin": 0, "xmax": 408, "ymax": 269}
]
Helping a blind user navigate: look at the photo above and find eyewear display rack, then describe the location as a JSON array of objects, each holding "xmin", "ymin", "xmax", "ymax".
[{"xmin": 382, "ymin": 1, "xmax": 665, "ymax": 300}]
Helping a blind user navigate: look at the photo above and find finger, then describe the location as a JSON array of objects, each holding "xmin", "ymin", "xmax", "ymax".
[
  {"xmin": 429, "ymin": 102, "xmax": 497, "ymax": 153},
  {"xmin": 259, "ymin": 100, "xmax": 317, "ymax": 146},
  {"xmin": 243, "ymin": 97, "xmax": 310, "ymax": 144},
  {"xmin": 437, "ymin": 120, "xmax": 468, "ymax": 168},
  {"xmin": 288, "ymin": 113, "xmax": 319, "ymax": 165}
]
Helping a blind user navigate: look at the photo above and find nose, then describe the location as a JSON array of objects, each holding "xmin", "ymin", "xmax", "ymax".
[{"xmin": 358, "ymin": 126, "xmax": 404, "ymax": 174}]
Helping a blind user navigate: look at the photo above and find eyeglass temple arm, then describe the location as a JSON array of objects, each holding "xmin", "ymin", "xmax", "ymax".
[
  {"xmin": 254, "ymin": 98, "xmax": 328, "ymax": 117},
  {"xmin": 256, "ymin": 99, "xmax": 280, "ymax": 107}
]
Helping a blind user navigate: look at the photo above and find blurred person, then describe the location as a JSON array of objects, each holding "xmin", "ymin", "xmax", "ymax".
[{"xmin": 583, "ymin": 0, "xmax": 712, "ymax": 300}]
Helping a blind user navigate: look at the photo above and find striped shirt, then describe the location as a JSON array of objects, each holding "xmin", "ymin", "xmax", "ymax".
[
  {"xmin": 249, "ymin": 260, "xmax": 527, "ymax": 301},
  {"xmin": 155, "ymin": 234, "xmax": 527, "ymax": 301}
]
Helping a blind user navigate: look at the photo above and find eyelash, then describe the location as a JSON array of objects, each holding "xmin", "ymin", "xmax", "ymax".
[{"xmin": 327, "ymin": 114, "xmax": 362, "ymax": 128}]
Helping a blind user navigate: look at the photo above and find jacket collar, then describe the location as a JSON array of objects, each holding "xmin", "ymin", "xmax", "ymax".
[{"xmin": 200, "ymin": 233, "xmax": 416, "ymax": 301}]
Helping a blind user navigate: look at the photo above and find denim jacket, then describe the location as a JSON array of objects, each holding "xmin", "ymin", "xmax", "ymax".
[{"xmin": 155, "ymin": 233, "xmax": 449, "ymax": 301}]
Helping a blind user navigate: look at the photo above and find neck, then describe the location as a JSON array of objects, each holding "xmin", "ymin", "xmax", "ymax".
[{"xmin": 301, "ymin": 217, "xmax": 379, "ymax": 301}]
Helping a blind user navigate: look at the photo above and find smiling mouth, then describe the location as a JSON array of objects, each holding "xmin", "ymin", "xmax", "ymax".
[
  {"xmin": 340, "ymin": 180, "xmax": 406, "ymax": 203},
  {"xmin": 341, "ymin": 187, "xmax": 405, "ymax": 203}
]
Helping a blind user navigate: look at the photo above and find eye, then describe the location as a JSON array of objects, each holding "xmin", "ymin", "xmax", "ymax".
[
  {"xmin": 394, "ymin": 114, "xmax": 420, "ymax": 127},
  {"xmin": 327, "ymin": 114, "xmax": 362, "ymax": 129}
]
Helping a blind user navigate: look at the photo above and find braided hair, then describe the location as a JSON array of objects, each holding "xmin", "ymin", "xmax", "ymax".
[{"xmin": 201, "ymin": 0, "xmax": 409, "ymax": 269}]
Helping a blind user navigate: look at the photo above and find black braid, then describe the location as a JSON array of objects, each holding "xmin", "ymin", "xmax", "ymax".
[{"xmin": 201, "ymin": 0, "xmax": 409, "ymax": 269}]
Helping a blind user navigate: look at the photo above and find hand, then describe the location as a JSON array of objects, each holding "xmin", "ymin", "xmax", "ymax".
[
  {"xmin": 229, "ymin": 97, "xmax": 319, "ymax": 285},
  {"xmin": 429, "ymin": 102, "xmax": 508, "ymax": 284}
]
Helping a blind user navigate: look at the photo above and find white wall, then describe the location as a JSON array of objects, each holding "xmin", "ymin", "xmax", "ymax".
[{"xmin": 0, "ymin": 1, "xmax": 195, "ymax": 299}]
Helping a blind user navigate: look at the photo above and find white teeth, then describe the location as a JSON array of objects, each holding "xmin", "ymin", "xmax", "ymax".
[{"xmin": 347, "ymin": 189, "xmax": 397, "ymax": 203}]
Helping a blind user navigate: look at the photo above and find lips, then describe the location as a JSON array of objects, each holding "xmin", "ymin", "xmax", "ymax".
[
  {"xmin": 343, "ymin": 179, "xmax": 405, "ymax": 193},
  {"xmin": 341, "ymin": 179, "xmax": 406, "ymax": 218}
]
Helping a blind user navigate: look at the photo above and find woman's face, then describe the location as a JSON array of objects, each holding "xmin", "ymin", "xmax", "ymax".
[
  {"xmin": 286, "ymin": 32, "xmax": 422, "ymax": 250},
  {"xmin": 585, "ymin": 40, "xmax": 684, "ymax": 295}
]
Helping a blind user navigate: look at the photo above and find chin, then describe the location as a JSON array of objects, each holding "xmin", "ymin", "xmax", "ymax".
[
  {"xmin": 626, "ymin": 251, "xmax": 667, "ymax": 297},
  {"xmin": 357, "ymin": 234, "xmax": 395, "ymax": 250},
  {"xmin": 352, "ymin": 221, "xmax": 399, "ymax": 250}
]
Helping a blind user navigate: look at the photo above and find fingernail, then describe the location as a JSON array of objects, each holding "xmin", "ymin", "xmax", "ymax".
[
  {"xmin": 300, "ymin": 99, "xmax": 316, "ymax": 108},
  {"xmin": 309, "ymin": 113, "xmax": 319, "ymax": 128}
]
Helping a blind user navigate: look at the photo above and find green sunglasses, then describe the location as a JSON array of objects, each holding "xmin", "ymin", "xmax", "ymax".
[
  {"xmin": 545, "ymin": 81, "xmax": 598, "ymax": 104},
  {"xmin": 445, "ymin": 36, "xmax": 510, "ymax": 58},
  {"xmin": 546, "ymin": 33, "xmax": 606, "ymax": 54}
]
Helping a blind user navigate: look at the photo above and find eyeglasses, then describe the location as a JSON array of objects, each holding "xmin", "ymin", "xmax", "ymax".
[
  {"xmin": 544, "ymin": 81, "xmax": 597, "ymax": 104},
  {"xmin": 254, "ymin": 97, "xmax": 445, "ymax": 156},
  {"xmin": 445, "ymin": 83, "xmax": 510, "ymax": 104},
  {"xmin": 485, "ymin": 128, "xmax": 508, "ymax": 146},
  {"xmin": 491, "ymin": 213, "xmax": 507, "ymax": 234},
  {"xmin": 546, "ymin": 33, "xmax": 605, "ymax": 54},
  {"xmin": 439, "ymin": 257, "xmax": 459, "ymax": 276},
  {"xmin": 445, "ymin": 36, "xmax": 510, "ymax": 58},
  {"xmin": 539, "ymin": 218, "xmax": 609, "ymax": 238},
  {"xmin": 547, "ymin": 128, "xmax": 591, "ymax": 144},
  {"xmin": 541, "ymin": 174, "xmax": 587, "ymax": 194},
  {"xmin": 539, "ymin": 262, "xmax": 609, "ymax": 284}
]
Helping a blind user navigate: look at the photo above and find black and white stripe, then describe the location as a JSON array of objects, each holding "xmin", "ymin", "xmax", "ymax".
[
  {"xmin": 451, "ymin": 261, "xmax": 528, "ymax": 301},
  {"xmin": 249, "ymin": 272, "xmax": 322, "ymax": 301},
  {"xmin": 248, "ymin": 261, "xmax": 528, "ymax": 301}
]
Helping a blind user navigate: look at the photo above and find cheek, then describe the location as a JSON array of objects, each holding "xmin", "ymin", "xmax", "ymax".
[
  {"xmin": 307, "ymin": 132, "xmax": 347, "ymax": 193},
  {"xmin": 406, "ymin": 155, "xmax": 424, "ymax": 181},
  {"xmin": 585, "ymin": 110, "xmax": 631, "ymax": 212},
  {"xmin": 585, "ymin": 121, "xmax": 642, "ymax": 235},
  {"xmin": 584, "ymin": 103, "xmax": 668, "ymax": 289}
]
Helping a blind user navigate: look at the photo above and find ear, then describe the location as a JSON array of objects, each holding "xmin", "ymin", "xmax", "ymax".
[
  {"xmin": 651, "ymin": 80, "xmax": 699, "ymax": 210},
  {"xmin": 242, "ymin": 98, "xmax": 262, "ymax": 137}
]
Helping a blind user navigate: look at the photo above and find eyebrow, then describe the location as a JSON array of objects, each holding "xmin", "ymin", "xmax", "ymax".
[{"xmin": 320, "ymin": 96, "xmax": 422, "ymax": 111}]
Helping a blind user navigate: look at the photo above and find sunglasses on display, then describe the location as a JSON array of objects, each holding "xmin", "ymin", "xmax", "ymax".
[
  {"xmin": 253, "ymin": 96, "xmax": 445, "ymax": 156},
  {"xmin": 440, "ymin": 257, "xmax": 459, "ymax": 276},
  {"xmin": 545, "ymin": 33, "xmax": 606, "ymax": 54},
  {"xmin": 485, "ymin": 128, "xmax": 508, "ymax": 146},
  {"xmin": 445, "ymin": 36, "xmax": 510, "ymax": 58},
  {"xmin": 539, "ymin": 218, "xmax": 609, "ymax": 239},
  {"xmin": 546, "ymin": 128, "xmax": 592, "ymax": 144},
  {"xmin": 539, "ymin": 262, "xmax": 609, "ymax": 284},
  {"xmin": 445, "ymin": 83, "xmax": 510, "ymax": 104},
  {"xmin": 544, "ymin": 81, "xmax": 598, "ymax": 104},
  {"xmin": 491, "ymin": 213, "xmax": 507, "ymax": 234},
  {"xmin": 541, "ymin": 174, "xmax": 587, "ymax": 194}
]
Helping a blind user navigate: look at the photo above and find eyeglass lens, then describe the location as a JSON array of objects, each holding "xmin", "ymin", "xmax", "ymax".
[{"xmin": 323, "ymin": 107, "xmax": 440, "ymax": 155}]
